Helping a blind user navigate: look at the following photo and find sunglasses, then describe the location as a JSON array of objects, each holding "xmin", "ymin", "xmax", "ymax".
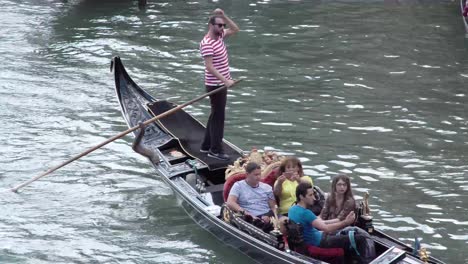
[{"xmin": 213, "ymin": 23, "xmax": 226, "ymax": 28}]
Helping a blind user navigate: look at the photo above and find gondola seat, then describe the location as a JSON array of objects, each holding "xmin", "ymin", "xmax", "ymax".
[
  {"xmin": 261, "ymin": 168, "xmax": 279, "ymax": 188},
  {"xmin": 223, "ymin": 174, "xmax": 345, "ymax": 263},
  {"xmin": 223, "ymin": 173, "xmax": 247, "ymax": 202},
  {"xmin": 286, "ymin": 220, "xmax": 344, "ymax": 264},
  {"xmin": 306, "ymin": 246, "xmax": 344, "ymax": 264}
]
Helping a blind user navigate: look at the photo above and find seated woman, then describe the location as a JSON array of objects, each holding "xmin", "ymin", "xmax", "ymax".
[
  {"xmin": 320, "ymin": 174, "xmax": 355, "ymax": 225},
  {"xmin": 274, "ymin": 157, "xmax": 313, "ymax": 215}
]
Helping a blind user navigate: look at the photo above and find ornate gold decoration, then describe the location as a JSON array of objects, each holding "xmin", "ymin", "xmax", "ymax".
[
  {"xmin": 359, "ymin": 191, "xmax": 374, "ymax": 233},
  {"xmin": 225, "ymin": 158, "xmax": 245, "ymax": 179},
  {"xmin": 249, "ymin": 148, "xmax": 263, "ymax": 165},
  {"xmin": 364, "ymin": 192, "xmax": 371, "ymax": 216},
  {"xmin": 223, "ymin": 207, "xmax": 231, "ymax": 223},
  {"xmin": 419, "ymin": 248, "xmax": 429, "ymax": 263},
  {"xmin": 225, "ymin": 148, "xmax": 284, "ymax": 180}
]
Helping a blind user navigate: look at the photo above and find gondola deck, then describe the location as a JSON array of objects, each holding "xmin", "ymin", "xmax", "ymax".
[
  {"xmin": 111, "ymin": 57, "xmax": 445, "ymax": 264},
  {"xmin": 147, "ymin": 100, "xmax": 242, "ymax": 171}
]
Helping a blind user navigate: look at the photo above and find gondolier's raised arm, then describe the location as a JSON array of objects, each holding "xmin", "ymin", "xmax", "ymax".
[{"xmin": 213, "ymin": 8, "xmax": 239, "ymax": 38}]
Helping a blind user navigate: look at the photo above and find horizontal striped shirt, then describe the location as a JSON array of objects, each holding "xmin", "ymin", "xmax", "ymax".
[{"xmin": 200, "ymin": 32, "xmax": 231, "ymax": 86}]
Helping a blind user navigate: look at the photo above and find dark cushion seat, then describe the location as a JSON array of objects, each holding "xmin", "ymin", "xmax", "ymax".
[{"xmin": 306, "ymin": 245, "xmax": 344, "ymax": 263}]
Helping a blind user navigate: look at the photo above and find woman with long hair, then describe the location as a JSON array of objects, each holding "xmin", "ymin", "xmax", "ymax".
[
  {"xmin": 320, "ymin": 174, "xmax": 355, "ymax": 224},
  {"xmin": 274, "ymin": 156, "xmax": 313, "ymax": 215}
]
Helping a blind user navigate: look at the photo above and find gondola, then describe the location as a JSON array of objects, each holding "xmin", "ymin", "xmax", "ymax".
[
  {"xmin": 111, "ymin": 57, "xmax": 445, "ymax": 264},
  {"xmin": 462, "ymin": 0, "xmax": 468, "ymax": 32}
]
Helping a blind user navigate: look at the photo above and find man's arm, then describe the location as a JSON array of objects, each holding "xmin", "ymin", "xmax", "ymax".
[
  {"xmin": 203, "ymin": 56, "xmax": 233, "ymax": 87},
  {"xmin": 213, "ymin": 8, "xmax": 239, "ymax": 38},
  {"xmin": 273, "ymin": 174, "xmax": 286, "ymax": 197},
  {"xmin": 312, "ymin": 211, "xmax": 355, "ymax": 233},
  {"xmin": 226, "ymin": 195, "xmax": 243, "ymax": 213},
  {"xmin": 320, "ymin": 218, "xmax": 340, "ymax": 225},
  {"xmin": 226, "ymin": 195, "xmax": 254, "ymax": 217},
  {"xmin": 268, "ymin": 198, "xmax": 277, "ymax": 213}
]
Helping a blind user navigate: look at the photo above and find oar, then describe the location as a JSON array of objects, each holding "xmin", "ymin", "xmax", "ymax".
[{"xmin": 9, "ymin": 79, "xmax": 242, "ymax": 193}]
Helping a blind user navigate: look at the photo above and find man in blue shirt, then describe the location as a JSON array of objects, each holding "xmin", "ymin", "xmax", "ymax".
[{"xmin": 289, "ymin": 182, "xmax": 370, "ymax": 262}]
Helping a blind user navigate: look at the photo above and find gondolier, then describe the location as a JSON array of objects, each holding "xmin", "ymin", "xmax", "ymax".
[{"xmin": 199, "ymin": 8, "xmax": 240, "ymax": 161}]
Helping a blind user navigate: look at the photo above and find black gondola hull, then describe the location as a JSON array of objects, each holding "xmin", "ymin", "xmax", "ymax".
[{"xmin": 111, "ymin": 57, "xmax": 445, "ymax": 264}]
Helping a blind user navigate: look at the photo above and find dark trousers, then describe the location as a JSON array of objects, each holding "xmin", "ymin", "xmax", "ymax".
[
  {"xmin": 320, "ymin": 233, "xmax": 366, "ymax": 262},
  {"xmin": 201, "ymin": 85, "xmax": 227, "ymax": 153}
]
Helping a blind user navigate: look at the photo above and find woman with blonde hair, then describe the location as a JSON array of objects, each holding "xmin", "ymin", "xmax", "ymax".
[
  {"xmin": 274, "ymin": 156, "xmax": 313, "ymax": 215},
  {"xmin": 320, "ymin": 174, "xmax": 355, "ymax": 224}
]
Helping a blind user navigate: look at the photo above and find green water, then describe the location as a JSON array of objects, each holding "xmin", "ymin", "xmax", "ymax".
[{"xmin": 0, "ymin": 0, "xmax": 467, "ymax": 263}]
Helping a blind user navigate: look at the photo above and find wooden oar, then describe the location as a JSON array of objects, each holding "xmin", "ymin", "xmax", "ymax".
[{"xmin": 9, "ymin": 80, "xmax": 242, "ymax": 193}]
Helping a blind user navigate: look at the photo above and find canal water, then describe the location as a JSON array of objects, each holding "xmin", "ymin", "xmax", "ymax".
[{"xmin": 1, "ymin": 0, "xmax": 467, "ymax": 263}]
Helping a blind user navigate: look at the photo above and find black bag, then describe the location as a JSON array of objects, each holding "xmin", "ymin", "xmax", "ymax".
[
  {"xmin": 285, "ymin": 219, "xmax": 307, "ymax": 254},
  {"xmin": 336, "ymin": 227, "xmax": 376, "ymax": 264},
  {"xmin": 307, "ymin": 186, "xmax": 326, "ymax": 215}
]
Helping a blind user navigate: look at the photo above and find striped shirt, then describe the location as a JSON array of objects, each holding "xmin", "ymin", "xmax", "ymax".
[{"xmin": 200, "ymin": 32, "xmax": 231, "ymax": 86}]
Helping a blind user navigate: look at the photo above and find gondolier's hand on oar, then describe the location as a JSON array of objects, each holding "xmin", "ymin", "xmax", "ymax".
[{"xmin": 224, "ymin": 79, "xmax": 235, "ymax": 88}]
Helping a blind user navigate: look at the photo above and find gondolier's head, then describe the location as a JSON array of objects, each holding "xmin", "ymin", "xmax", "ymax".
[
  {"xmin": 208, "ymin": 15, "xmax": 225, "ymax": 35},
  {"xmin": 245, "ymin": 162, "xmax": 261, "ymax": 185}
]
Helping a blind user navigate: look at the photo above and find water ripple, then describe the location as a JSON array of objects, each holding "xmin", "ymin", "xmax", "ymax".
[{"xmin": 1, "ymin": 0, "xmax": 466, "ymax": 263}]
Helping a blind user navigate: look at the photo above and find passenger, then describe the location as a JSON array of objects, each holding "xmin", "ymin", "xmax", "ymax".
[
  {"xmin": 320, "ymin": 174, "xmax": 356, "ymax": 225},
  {"xmin": 274, "ymin": 157, "xmax": 313, "ymax": 215},
  {"xmin": 226, "ymin": 162, "xmax": 277, "ymax": 224},
  {"xmin": 289, "ymin": 182, "xmax": 373, "ymax": 263}
]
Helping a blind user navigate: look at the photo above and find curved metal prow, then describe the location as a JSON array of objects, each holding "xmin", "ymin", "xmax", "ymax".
[{"xmin": 110, "ymin": 56, "xmax": 118, "ymax": 73}]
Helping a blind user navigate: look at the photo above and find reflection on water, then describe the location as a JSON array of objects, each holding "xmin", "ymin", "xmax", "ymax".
[{"xmin": 1, "ymin": 0, "xmax": 467, "ymax": 263}]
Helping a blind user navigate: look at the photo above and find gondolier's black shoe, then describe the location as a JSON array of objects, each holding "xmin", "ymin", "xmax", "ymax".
[
  {"xmin": 208, "ymin": 151, "xmax": 230, "ymax": 161},
  {"xmin": 200, "ymin": 148, "xmax": 209, "ymax": 153}
]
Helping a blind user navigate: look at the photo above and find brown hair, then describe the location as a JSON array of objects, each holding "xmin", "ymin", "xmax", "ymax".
[
  {"xmin": 245, "ymin": 162, "xmax": 261, "ymax": 174},
  {"xmin": 208, "ymin": 15, "xmax": 223, "ymax": 25},
  {"xmin": 279, "ymin": 156, "xmax": 304, "ymax": 177},
  {"xmin": 328, "ymin": 174, "xmax": 354, "ymax": 211},
  {"xmin": 296, "ymin": 182, "xmax": 313, "ymax": 202}
]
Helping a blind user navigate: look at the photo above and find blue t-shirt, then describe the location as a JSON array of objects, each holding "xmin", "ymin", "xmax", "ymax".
[
  {"xmin": 288, "ymin": 205, "xmax": 323, "ymax": 246},
  {"xmin": 229, "ymin": 180, "xmax": 275, "ymax": 217}
]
